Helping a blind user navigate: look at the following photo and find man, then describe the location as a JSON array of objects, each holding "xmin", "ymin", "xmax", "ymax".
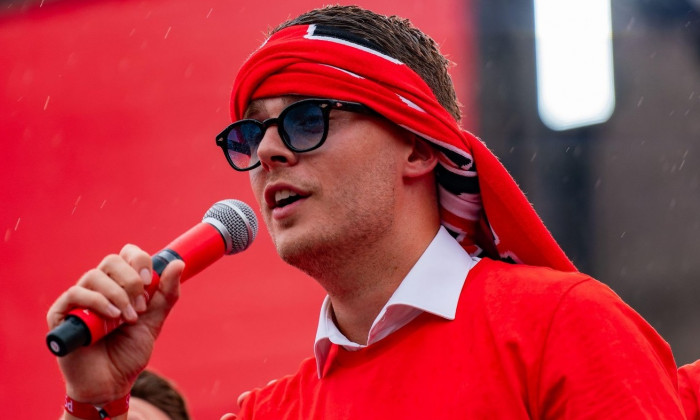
[{"xmin": 48, "ymin": 5, "xmax": 686, "ymax": 419}]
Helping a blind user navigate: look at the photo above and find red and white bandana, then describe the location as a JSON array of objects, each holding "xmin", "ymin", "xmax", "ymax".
[{"xmin": 231, "ymin": 24, "xmax": 576, "ymax": 272}]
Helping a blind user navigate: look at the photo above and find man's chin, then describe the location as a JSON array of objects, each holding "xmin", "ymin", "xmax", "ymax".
[
  {"xmin": 274, "ymin": 234, "xmax": 327, "ymax": 276},
  {"xmin": 272, "ymin": 230, "xmax": 304, "ymax": 258},
  {"xmin": 276, "ymin": 239, "xmax": 311, "ymax": 267}
]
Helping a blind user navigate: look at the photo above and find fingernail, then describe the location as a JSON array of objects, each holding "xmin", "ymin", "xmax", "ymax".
[
  {"xmin": 106, "ymin": 304, "xmax": 121, "ymax": 318},
  {"xmin": 237, "ymin": 391, "xmax": 251, "ymax": 408},
  {"xmin": 135, "ymin": 294, "xmax": 147, "ymax": 312},
  {"xmin": 140, "ymin": 268, "xmax": 152, "ymax": 285},
  {"xmin": 124, "ymin": 304, "xmax": 138, "ymax": 321}
]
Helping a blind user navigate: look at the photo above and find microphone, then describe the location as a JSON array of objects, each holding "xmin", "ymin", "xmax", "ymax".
[{"xmin": 46, "ymin": 199, "xmax": 258, "ymax": 357}]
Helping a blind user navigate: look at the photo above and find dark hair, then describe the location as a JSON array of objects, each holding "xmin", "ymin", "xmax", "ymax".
[
  {"xmin": 271, "ymin": 5, "xmax": 462, "ymax": 122},
  {"xmin": 131, "ymin": 370, "xmax": 190, "ymax": 420}
]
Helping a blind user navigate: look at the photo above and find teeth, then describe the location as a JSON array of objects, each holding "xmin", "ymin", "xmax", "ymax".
[{"xmin": 275, "ymin": 190, "xmax": 299, "ymax": 205}]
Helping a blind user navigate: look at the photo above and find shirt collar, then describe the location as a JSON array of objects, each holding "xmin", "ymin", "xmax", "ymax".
[{"xmin": 313, "ymin": 226, "xmax": 478, "ymax": 377}]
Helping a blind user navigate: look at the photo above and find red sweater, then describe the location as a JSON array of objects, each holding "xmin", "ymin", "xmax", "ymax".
[
  {"xmin": 238, "ymin": 259, "xmax": 684, "ymax": 419},
  {"xmin": 679, "ymin": 360, "xmax": 700, "ymax": 419}
]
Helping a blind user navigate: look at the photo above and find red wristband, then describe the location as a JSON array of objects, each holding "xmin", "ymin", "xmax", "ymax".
[{"xmin": 64, "ymin": 393, "xmax": 130, "ymax": 420}]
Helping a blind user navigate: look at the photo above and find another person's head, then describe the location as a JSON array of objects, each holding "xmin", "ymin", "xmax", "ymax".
[{"xmin": 129, "ymin": 370, "xmax": 190, "ymax": 420}]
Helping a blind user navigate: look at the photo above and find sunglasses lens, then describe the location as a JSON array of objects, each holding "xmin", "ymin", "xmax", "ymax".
[
  {"xmin": 282, "ymin": 102, "xmax": 326, "ymax": 151},
  {"xmin": 225, "ymin": 122, "xmax": 262, "ymax": 169}
]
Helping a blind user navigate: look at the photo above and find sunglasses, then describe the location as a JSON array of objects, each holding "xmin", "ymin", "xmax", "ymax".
[{"xmin": 215, "ymin": 98, "xmax": 377, "ymax": 171}]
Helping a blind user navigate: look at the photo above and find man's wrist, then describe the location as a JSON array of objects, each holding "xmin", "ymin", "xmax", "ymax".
[
  {"xmin": 64, "ymin": 393, "xmax": 130, "ymax": 420},
  {"xmin": 64, "ymin": 413, "xmax": 128, "ymax": 420}
]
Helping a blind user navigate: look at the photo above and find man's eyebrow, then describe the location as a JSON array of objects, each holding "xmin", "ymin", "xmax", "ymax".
[{"xmin": 243, "ymin": 102, "xmax": 263, "ymax": 119}]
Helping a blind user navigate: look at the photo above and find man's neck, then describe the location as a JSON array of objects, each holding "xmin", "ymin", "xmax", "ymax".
[{"xmin": 319, "ymin": 225, "xmax": 439, "ymax": 345}]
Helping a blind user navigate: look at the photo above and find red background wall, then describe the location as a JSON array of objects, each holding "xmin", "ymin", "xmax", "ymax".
[{"xmin": 0, "ymin": 0, "xmax": 475, "ymax": 417}]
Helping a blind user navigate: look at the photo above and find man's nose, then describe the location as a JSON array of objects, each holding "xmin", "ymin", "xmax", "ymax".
[{"xmin": 256, "ymin": 124, "xmax": 298, "ymax": 170}]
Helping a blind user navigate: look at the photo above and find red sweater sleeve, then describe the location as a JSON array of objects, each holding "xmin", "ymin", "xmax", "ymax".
[
  {"xmin": 679, "ymin": 360, "xmax": 700, "ymax": 419},
  {"xmin": 536, "ymin": 279, "xmax": 684, "ymax": 418}
]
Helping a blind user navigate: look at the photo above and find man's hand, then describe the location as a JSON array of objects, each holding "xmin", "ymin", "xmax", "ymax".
[{"xmin": 47, "ymin": 244, "xmax": 184, "ymax": 405}]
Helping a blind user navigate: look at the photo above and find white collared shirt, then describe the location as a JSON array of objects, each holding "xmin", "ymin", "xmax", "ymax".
[{"xmin": 313, "ymin": 226, "xmax": 480, "ymax": 377}]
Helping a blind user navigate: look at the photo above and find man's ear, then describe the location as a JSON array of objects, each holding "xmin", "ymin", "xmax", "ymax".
[{"xmin": 404, "ymin": 135, "xmax": 438, "ymax": 178}]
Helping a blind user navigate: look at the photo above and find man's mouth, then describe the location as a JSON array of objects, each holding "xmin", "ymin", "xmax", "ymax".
[{"xmin": 274, "ymin": 189, "xmax": 303, "ymax": 208}]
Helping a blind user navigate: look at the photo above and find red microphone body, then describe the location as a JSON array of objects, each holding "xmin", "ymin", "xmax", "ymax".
[{"xmin": 46, "ymin": 199, "xmax": 258, "ymax": 356}]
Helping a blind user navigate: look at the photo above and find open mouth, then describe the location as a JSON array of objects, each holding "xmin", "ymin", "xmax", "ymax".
[{"xmin": 274, "ymin": 189, "xmax": 305, "ymax": 208}]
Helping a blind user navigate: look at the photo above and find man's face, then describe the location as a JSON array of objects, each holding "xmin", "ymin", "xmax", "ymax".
[{"xmin": 246, "ymin": 96, "xmax": 412, "ymax": 277}]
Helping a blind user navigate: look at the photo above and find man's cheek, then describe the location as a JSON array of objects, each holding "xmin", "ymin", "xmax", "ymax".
[{"xmin": 248, "ymin": 175, "xmax": 264, "ymax": 206}]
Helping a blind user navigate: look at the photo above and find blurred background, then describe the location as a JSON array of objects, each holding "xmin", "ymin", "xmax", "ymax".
[{"xmin": 1, "ymin": 0, "xmax": 698, "ymax": 417}]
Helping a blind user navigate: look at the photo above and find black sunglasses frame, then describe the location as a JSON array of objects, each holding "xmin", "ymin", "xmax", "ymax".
[{"xmin": 215, "ymin": 98, "xmax": 377, "ymax": 171}]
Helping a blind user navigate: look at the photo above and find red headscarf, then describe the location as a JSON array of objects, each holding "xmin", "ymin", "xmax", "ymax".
[{"xmin": 231, "ymin": 24, "xmax": 576, "ymax": 272}]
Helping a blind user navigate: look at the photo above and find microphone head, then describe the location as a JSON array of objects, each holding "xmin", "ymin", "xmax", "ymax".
[{"xmin": 203, "ymin": 199, "xmax": 258, "ymax": 254}]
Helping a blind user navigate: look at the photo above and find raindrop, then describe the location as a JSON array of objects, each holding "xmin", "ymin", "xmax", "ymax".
[
  {"xmin": 44, "ymin": 96, "xmax": 50, "ymax": 110},
  {"xmin": 66, "ymin": 52, "xmax": 77, "ymax": 66},
  {"xmin": 680, "ymin": 150, "xmax": 688, "ymax": 171},
  {"xmin": 530, "ymin": 152, "xmax": 537, "ymax": 162},
  {"xmin": 14, "ymin": 218, "xmax": 20, "ymax": 231},
  {"xmin": 211, "ymin": 379, "xmax": 221, "ymax": 394},
  {"xmin": 72, "ymin": 196, "xmax": 82, "ymax": 215},
  {"xmin": 206, "ymin": 8, "xmax": 213, "ymax": 18},
  {"xmin": 164, "ymin": 26, "xmax": 172, "ymax": 39},
  {"xmin": 637, "ymin": 97, "xmax": 644, "ymax": 108}
]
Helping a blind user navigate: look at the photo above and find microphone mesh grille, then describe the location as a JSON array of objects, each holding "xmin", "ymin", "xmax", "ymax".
[{"xmin": 203, "ymin": 199, "xmax": 258, "ymax": 254}]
